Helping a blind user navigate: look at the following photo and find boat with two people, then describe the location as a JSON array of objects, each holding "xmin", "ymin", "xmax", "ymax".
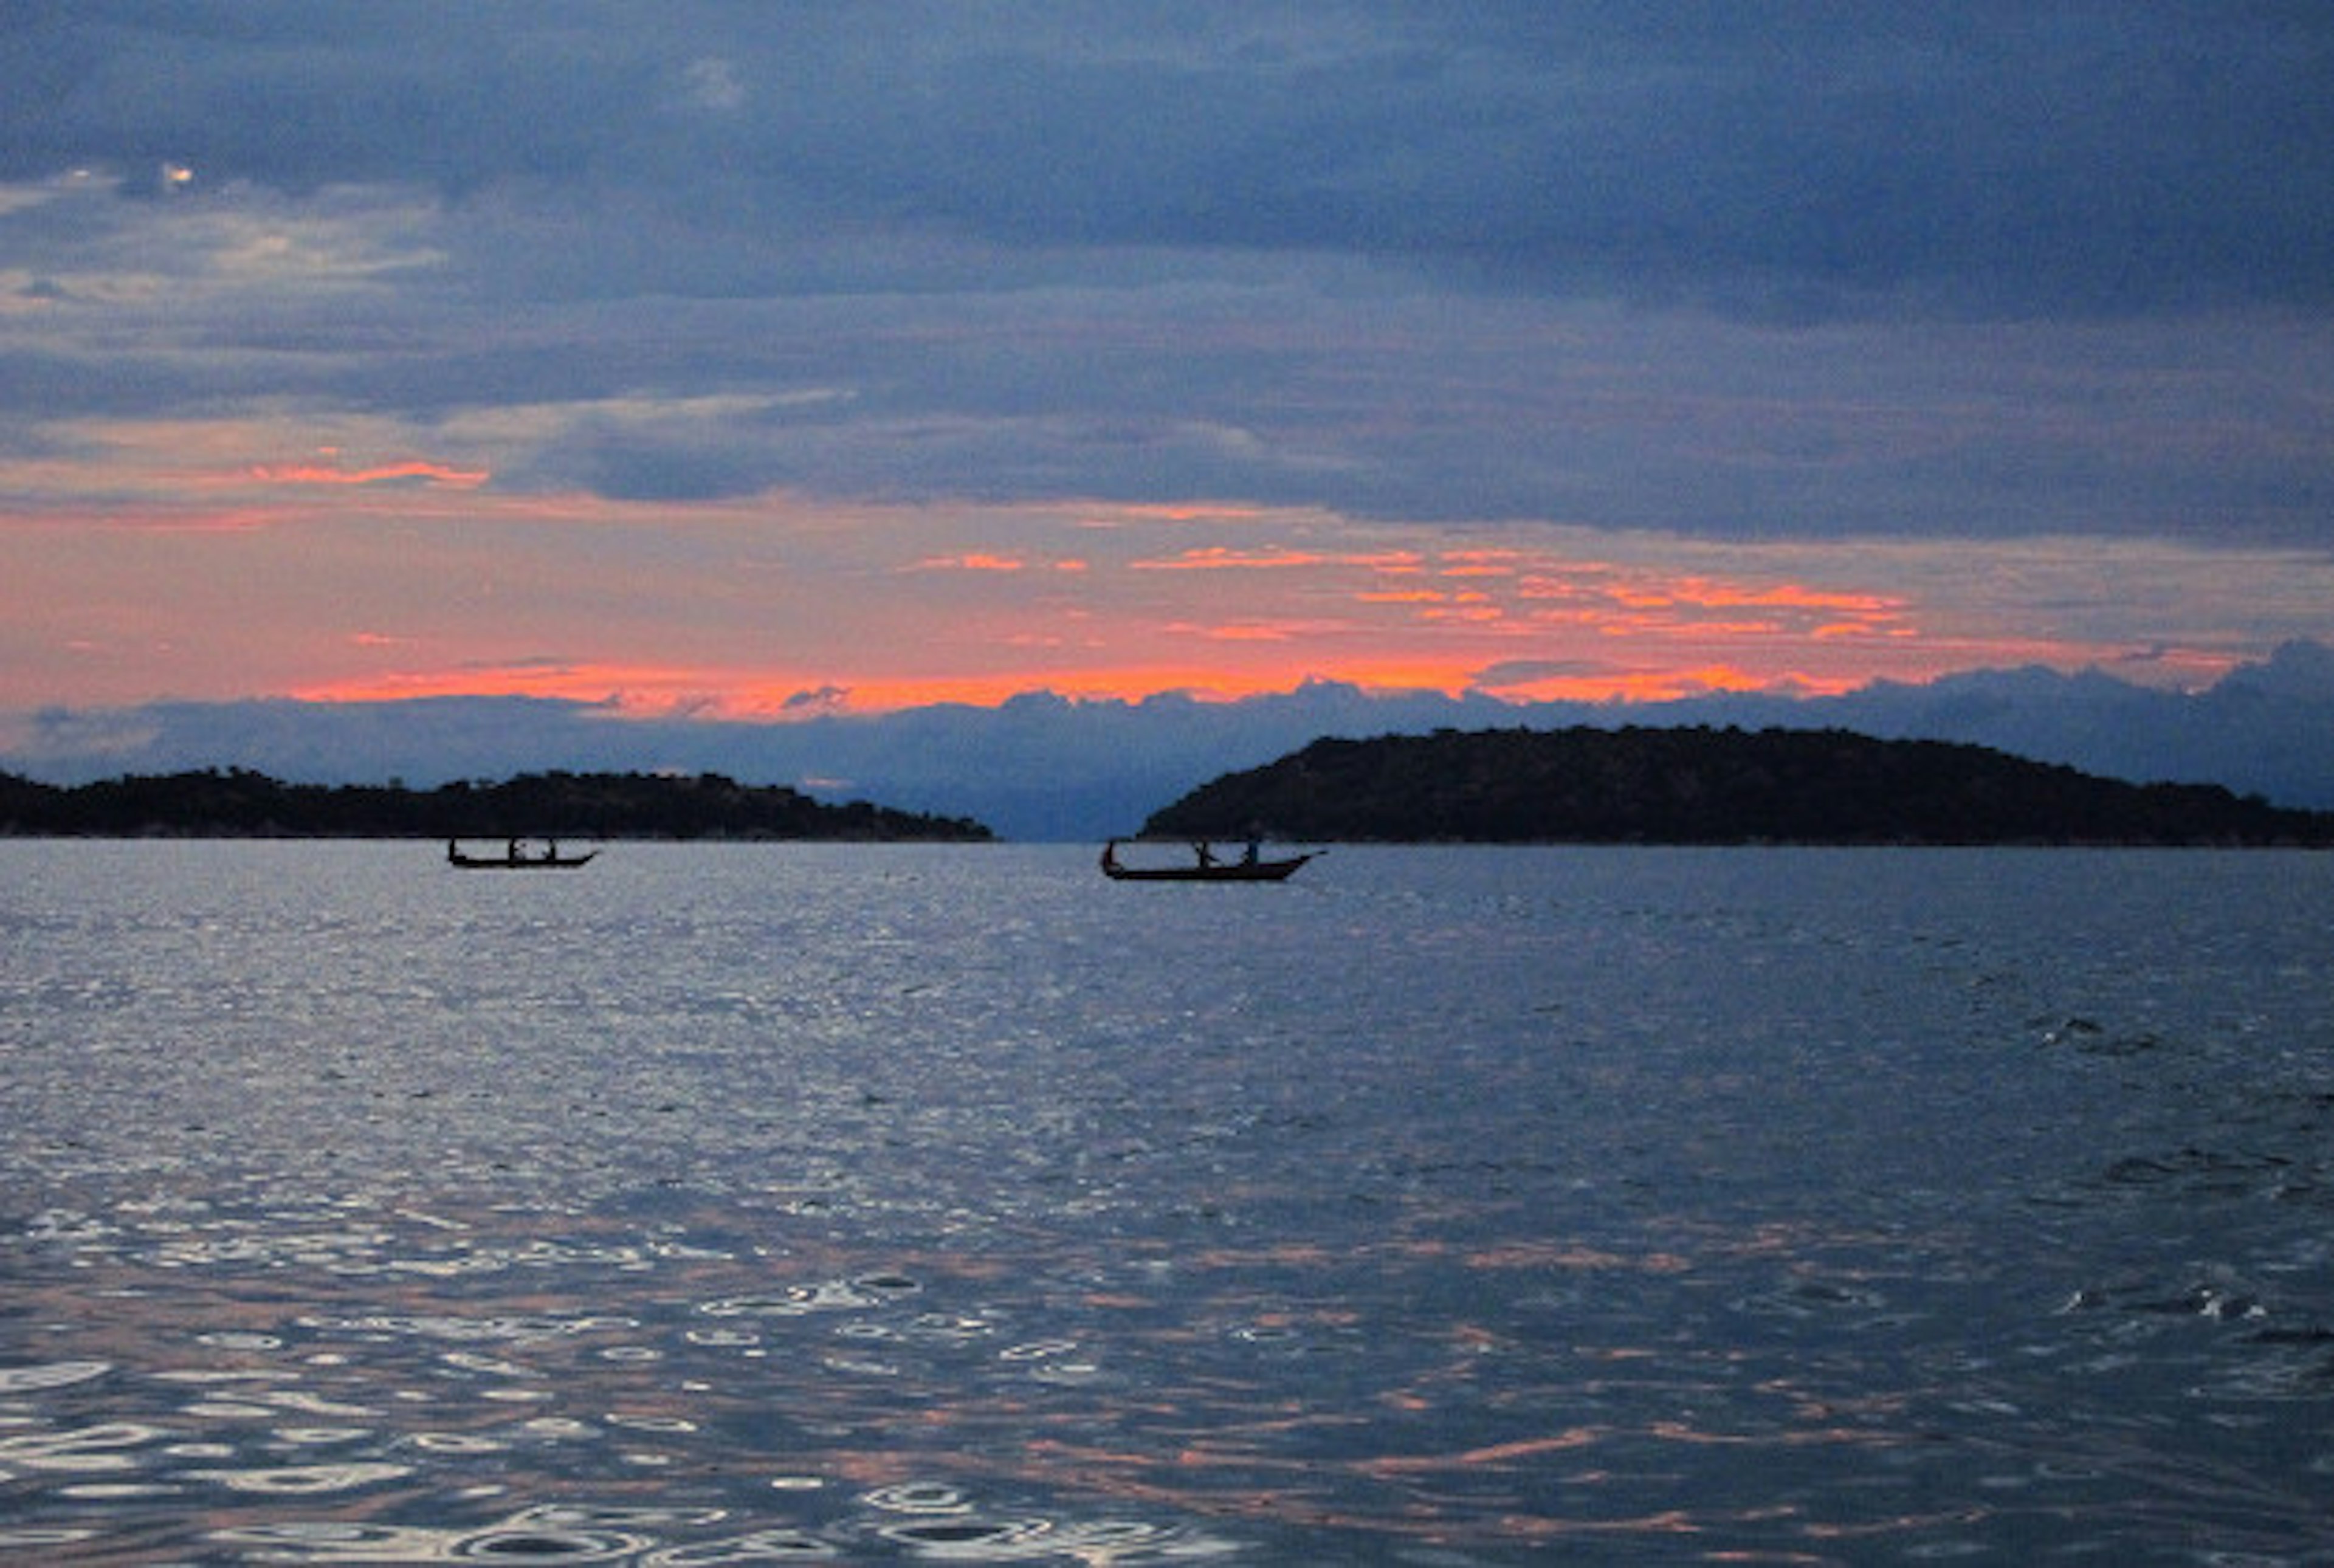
[
  {"xmin": 446, "ymin": 837, "xmax": 599, "ymax": 870},
  {"xmin": 1098, "ymin": 837, "xmax": 1317, "ymax": 882}
]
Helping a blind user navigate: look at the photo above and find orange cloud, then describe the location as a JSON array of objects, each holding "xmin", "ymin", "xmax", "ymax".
[
  {"xmin": 1130, "ymin": 545, "xmax": 1439, "ymax": 575},
  {"xmin": 1659, "ymin": 579, "xmax": 1905, "ymax": 615},
  {"xmin": 13, "ymin": 461, "xmax": 2276, "ymax": 721},
  {"xmin": 1130, "ymin": 546, "xmax": 1340, "ymax": 571},
  {"xmin": 1158, "ymin": 617, "xmax": 1350, "ymax": 644},
  {"xmin": 1475, "ymin": 661, "xmax": 1802, "ymax": 703},
  {"xmin": 1814, "ymin": 620, "xmax": 1912, "ymax": 639},
  {"xmin": 908, "ymin": 552, "xmax": 1028, "ymax": 572},
  {"xmin": 1105, "ymin": 503, "xmax": 1273, "ymax": 524},
  {"xmin": 295, "ymin": 644, "xmax": 1551, "ymax": 718},
  {"xmin": 1437, "ymin": 550, "xmax": 1523, "ymax": 578},
  {"xmin": 247, "ymin": 459, "xmax": 489, "ymax": 489}
]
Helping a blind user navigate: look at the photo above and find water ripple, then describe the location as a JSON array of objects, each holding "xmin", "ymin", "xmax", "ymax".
[{"xmin": 7, "ymin": 842, "xmax": 2334, "ymax": 1562}]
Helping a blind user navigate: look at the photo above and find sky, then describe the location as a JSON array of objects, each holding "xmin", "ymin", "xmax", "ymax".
[{"xmin": 4, "ymin": 3, "xmax": 2333, "ymax": 737}]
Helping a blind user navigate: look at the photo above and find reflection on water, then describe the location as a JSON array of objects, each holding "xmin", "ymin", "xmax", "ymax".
[{"xmin": 4, "ymin": 842, "xmax": 2333, "ymax": 1563}]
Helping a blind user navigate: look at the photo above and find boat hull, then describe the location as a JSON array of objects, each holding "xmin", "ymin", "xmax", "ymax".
[
  {"xmin": 447, "ymin": 841, "xmax": 598, "ymax": 870},
  {"xmin": 1098, "ymin": 841, "xmax": 1315, "ymax": 881},
  {"xmin": 1100, "ymin": 859, "xmax": 1310, "ymax": 882}
]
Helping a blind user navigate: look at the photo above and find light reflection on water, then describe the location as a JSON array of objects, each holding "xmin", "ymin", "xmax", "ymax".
[{"xmin": 3, "ymin": 841, "xmax": 2333, "ymax": 1563}]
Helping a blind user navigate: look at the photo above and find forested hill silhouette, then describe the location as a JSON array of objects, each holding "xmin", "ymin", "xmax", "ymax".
[
  {"xmin": 1141, "ymin": 727, "xmax": 2334, "ymax": 847},
  {"xmin": 0, "ymin": 769, "xmax": 991, "ymax": 841}
]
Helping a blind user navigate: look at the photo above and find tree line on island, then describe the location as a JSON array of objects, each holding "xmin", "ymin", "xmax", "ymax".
[
  {"xmin": 1141, "ymin": 727, "xmax": 2334, "ymax": 847},
  {"xmin": 0, "ymin": 768, "xmax": 991, "ymax": 842},
  {"xmin": 7, "ymin": 727, "xmax": 2333, "ymax": 847}
]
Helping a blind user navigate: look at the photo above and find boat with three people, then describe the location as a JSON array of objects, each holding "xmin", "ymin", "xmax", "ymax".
[
  {"xmin": 446, "ymin": 838, "xmax": 599, "ymax": 870},
  {"xmin": 1098, "ymin": 838, "xmax": 1317, "ymax": 882}
]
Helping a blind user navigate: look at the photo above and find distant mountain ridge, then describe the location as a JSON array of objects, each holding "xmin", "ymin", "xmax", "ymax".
[{"xmin": 1141, "ymin": 727, "xmax": 2334, "ymax": 846}]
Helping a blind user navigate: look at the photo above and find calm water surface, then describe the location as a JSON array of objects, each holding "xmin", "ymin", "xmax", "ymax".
[{"xmin": 3, "ymin": 842, "xmax": 2332, "ymax": 1564}]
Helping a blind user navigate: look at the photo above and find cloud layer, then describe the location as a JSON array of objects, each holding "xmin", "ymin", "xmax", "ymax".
[
  {"xmin": 4, "ymin": 5, "xmax": 2330, "ymax": 720},
  {"xmin": 15, "ymin": 5, "xmax": 2329, "ymax": 313}
]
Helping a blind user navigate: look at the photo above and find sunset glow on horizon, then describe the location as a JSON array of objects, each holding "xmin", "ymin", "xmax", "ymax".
[
  {"xmin": 5, "ymin": 444, "xmax": 2267, "ymax": 720},
  {"xmin": 3, "ymin": 7, "xmax": 2329, "ymax": 749}
]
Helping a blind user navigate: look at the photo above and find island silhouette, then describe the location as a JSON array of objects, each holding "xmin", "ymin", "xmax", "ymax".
[
  {"xmin": 1141, "ymin": 727, "xmax": 2334, "ymax": 847},
  {"xmin": 0, "ymin": 768, "xmax": 990, "ymax": 842},
  {"xmin": 9, "ymin": 729, "xmax": 2333, "ymax": 847}
]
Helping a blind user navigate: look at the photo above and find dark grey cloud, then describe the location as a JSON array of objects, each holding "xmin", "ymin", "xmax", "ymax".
[
  {"xmin": 4, "ymin": 4, "xmax": 2332, "ymax": 549},
  {"xmin": 9, "ymin": 3, "xmax": 2330, "ymax": 315}
]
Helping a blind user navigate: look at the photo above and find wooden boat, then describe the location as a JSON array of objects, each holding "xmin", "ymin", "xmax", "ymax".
[
  {"xmin": 1099, "ymin": 839, "xmax": 1316, "ymax": 882},
  {"xmin": 446, "ymin": 839, "xmax": 599, "ymax": 870}
]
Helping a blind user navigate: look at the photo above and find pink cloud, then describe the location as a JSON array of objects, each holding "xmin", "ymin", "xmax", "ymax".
[
  {"xmin": 909, "ymin": 552, "xmax": 1029, "ymax": 572},
  {"xmin": 247, "ymin": 459, "xmax": 489, "ymax": 489},
  {"xmin": 1131, "ymin": 546, "xmax": 1339, "ymax": 571}
]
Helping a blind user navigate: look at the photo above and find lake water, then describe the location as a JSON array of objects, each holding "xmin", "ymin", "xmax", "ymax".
[{"xmin": 3, "ymin": 842, "xmax": 2332, "ymax": 1564}]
